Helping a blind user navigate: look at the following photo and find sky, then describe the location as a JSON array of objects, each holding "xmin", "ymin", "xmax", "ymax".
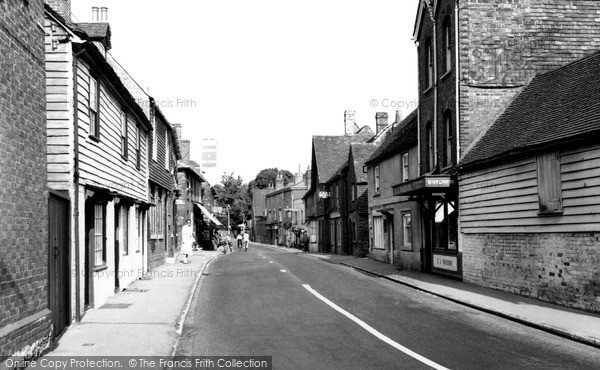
[{"xmin": 70, "ymin": 0, "xmax": 420, "ymax": 185}]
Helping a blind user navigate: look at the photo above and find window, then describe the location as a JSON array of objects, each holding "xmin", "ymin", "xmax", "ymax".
[
  {"xmin": 351, "ymin": 183, "xmax": 356, "ymax": 201},
  {"xmin": 136, "ymin": 208, "xmax": 143, "ymax": 253},
  {"xmin": 120, "ymin": 109, "xmax": 128, "ymax": 159},
  {"xmin": 444, "ymin": 112, "xmax": 453, "ymax": 167},
  {"xmin": 350, "ymin": 214, "xmax": 357, "ymax": 242},
  {"xmin": 402, "ymin": 212, "xmax": 412, "ymax": 251},
  {"xmin": 374, "ymin": 166, "xmax": 380, "ymax": 194},
  {"xmin": 401, "ymin": 152, "xmax": 409, "ymax": 182},
  {"xmin": 165, "ymin": 130, "xmax": 170, "ymax": 170},
  {"xmin": 443, "ymin": 16, "xmax": 452, "ymax": 73},
  {"xmin": 150, "ymin": 187, "xmax": 156, "ymax": 237},
  {"xmin": 426, "ymin": 123, "xmax": 434, "ymax": 172},
  {"xmin": 135, "ymin": 125, "xmax": 141, "ymax": 170},
  {"xmin": 120, "ymin": 205, "xmax": 129, "ymax": 255},
  {"xmin": 425, "ymin": 38, "xmax": 433, "ymax": 88},
  {"xmin": 93, "ymin": 203, "xmax": 106, "ymax": 267},
  {"xmin": 89, "ymin": 74, "xmax": 100, "ymax": 139},
  {"xmin": 537, "ymin": 151, "xmax": 563, "ymax": 214},
  {"xmin": 336, "ymin": 219, "xmax": 341, "ymax": 247},
  {"xmin": 152, "ymin": 115, "xmax": 157, "ymax": 161},
  {"xmin": 372, "ymin": 216, "xmax": 384, "ymax": 249},
  {"xmin": 434, "ymin": 199, "xmax": 458, "ymax": 251}
]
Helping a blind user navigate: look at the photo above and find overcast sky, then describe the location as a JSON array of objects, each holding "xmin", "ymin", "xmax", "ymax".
[{"xmin": 71, "ymin": 0, "xmax": 419, "ymax": 184}]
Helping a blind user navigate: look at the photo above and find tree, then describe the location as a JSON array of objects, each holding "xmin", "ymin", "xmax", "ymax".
[
  {"xmin": 250, "ymin": 168, "xmax": 294, "ymax": 189},
  {"xmin": 213, "ymin": 172, "xmax": 251, "ymax": 231}
]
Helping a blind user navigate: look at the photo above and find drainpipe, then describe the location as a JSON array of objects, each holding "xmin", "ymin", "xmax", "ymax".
[
  {"xmin": 72, "ymin": 44, "xmax": 89, "ymax": 323},
  {"xmin": 431, "ymin": 8, "xmax": 439, "ymax": 170},
  {"xmin": 455, "ymin": 0, "xmax": 461, "ymax": 162}
]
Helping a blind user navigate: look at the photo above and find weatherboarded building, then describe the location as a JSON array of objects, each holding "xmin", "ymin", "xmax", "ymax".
[{"xmin": 457, "ymin": 52, "xmax": 600, "ymax": 312}]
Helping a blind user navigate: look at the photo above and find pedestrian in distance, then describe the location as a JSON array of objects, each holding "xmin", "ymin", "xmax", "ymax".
[
  {"xmin": 181, "ymin": 219, "xmax": 195, "ymax": 263},
  {"xmin": 300, "ymin": 230, "xmax": 309, "ymax": 252},
  {"xmin": 243, "ymin": 231, "xmax": 249, "ymax": 252},
  {"xmin": 237, "ymin": 232, "xmax": 243, "ymax": 251}
]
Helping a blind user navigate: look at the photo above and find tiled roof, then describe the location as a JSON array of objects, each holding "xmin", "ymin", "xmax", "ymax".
[
  {"xmin": 178, "ymin": 159, "xmax": 207, "ymax": 183},
  {"xmin": 460, "ymin": 50, "xmax": 600, "ymax": 168},
  {"xmin": 314, "ymin": 129, "xmax": 373, "ymax": 184},
  {"xmin": 350, "ymin": 144, "xmax": 377, "ymax": 183},
  {"xmin": 74, "ymin": 23, "xmax": 111, "ymax": 49},
  {"xmin": 365, "ymin": 109, "xmax": 418, "ymax": 166}
]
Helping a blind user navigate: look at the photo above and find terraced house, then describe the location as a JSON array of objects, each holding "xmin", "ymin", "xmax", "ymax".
[
  {"xmin": 44, "ymin": 0, "xmax": 152, "ymax": 322},
  {"xmin": 402, "ymin": 0, "xmax": 600, "ymax": 280}
]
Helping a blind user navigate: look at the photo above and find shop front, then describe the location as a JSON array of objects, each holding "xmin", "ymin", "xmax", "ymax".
[{"xmin": 393, "ymin": 175, "xmax": 461, "ymax": 279}]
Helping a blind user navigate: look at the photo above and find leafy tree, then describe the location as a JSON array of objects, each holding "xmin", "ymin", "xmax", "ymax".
[
  {"xmin": 251, "ymin": 168, "xmax": 294, "ymax": 189},
  {"xmin": 213, "ymin": 172, "xmax": 251, "ymax": 231}
]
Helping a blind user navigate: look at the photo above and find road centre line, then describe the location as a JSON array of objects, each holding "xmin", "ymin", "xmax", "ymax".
[{"xmin": 302, "ymin": 284, "xmax": 450, "ymax": 370}]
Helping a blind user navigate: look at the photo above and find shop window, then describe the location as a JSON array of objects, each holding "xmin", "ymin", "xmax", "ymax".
[
  {"xmin": 402, "ymin": 212, "xmax": 412, "ymax": 251},
  {"xmin": 537, "ymin": 151, "xmax": 563, "ymax": 214},
  {"xmin": 373, "ymin": 216, "xmax": 384, "ymax": 249},
  {"xmin": 434, "ymin": 199, "xmax": 458, "ymax": 251}
]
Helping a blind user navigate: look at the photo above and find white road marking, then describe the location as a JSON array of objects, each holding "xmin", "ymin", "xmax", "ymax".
[
  {"xmin": 280, "ymin": 270, "xmax": 287, "ymax": 272},
  {"xmin": 302, "ymin": 284, "xmax": 450, "ymax": 370}
]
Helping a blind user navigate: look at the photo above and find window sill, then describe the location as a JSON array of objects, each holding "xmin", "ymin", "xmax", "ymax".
[
  {"xmin": 373, "ymin": 193, "xmax": 381, "ymax": 198},
  {"xmin": 538, "ymin": 210, "xmax": 563, "ymax": 217},
  {"xmin": 89, "ymin": 134, "xmax": 100, "ymax": 143},
  {"xmin": 94, "ymin": 264, "xmax": 108, "ymax": 272},
  {"xmin": 441, "ymin": 70, "xmax": 452, "ymax": 80}
]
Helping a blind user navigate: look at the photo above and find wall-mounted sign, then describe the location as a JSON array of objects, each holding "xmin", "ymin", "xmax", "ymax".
[
  {"xmin": 318, "ymin": 191, "xmax": 330, "ymax": 199},
  {"xmin": 426, "ymin": 177, "xmax": 451, "ymax": 188},
  {"xmin": 393, "ymin": 176, "xmax": 453, "ymax": 196},
  {"xmin": 433, "ymin": 254, "xmax": 458, "ymax": 272}
]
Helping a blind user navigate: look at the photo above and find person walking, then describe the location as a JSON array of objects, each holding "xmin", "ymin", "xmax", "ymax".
[
  {"xmin": 300, "ymin": 230, "xmax": 309, "ymax": 252},
  {"xmin": 181, "ymin": 219, "xmax": 195, "ymax": 263},
  {"xmin": 237, "ymin": 232, "xmax": 243, "ymax": 251},
  {"xmin": 243, "ymin": 231, "xmax": 250, "ymax": 252}
]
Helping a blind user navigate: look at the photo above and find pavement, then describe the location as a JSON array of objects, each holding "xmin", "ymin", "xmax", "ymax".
[
  {"xmin": 259, "ymin": 243, "xmax": 600, "ymax": 350},
  {"xmin": 41, "ymin": 250, "xmax": 221, "ymax": 358}
]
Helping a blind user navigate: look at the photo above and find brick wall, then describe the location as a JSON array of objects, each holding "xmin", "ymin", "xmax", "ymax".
[
  {"xmin": 0, "ymin": 0, "xmax": 52, "ymax": 358},
  {"xmin": 463, "ymin": 233, "xmax": 600, "ymax": 312},
  {"xmin": 458, "ymin": 0, "xmax": 600, "ymax": 156}
]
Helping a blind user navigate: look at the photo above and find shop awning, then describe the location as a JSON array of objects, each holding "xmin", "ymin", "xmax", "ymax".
[
  {"xmin": 194, "ymin": 202, "xmax": 223, "ymax": 227},
  {"xmin": 392, "ymin": 175, "xmax": 455, "ymax": 197}
]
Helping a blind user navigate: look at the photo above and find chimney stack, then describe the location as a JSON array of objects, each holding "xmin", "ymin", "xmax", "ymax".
[
  {"xmin": 344, "ymin": 110, "xmax": 356, "ymax": 136},
  {"xmin": 395, "ymin": 110, "xmax": 403, "ymax": 124},
  {"xmin": 46, "ymin": 0, "xmax": 72, "ymax": 22},
  {"xmin": 275, "ymin": 172, "xmax": 284, "ymax": 191},
  {"xmin": 376, "ymin": 112, "xmax": 388, "ymax": 134},
  {"xmin": 304, "ymin": 166, "xmax": 311, "ymax": 188},
  {"xmin": 173, "ymin": 123, "xmax": 183, "ymax": 140},
  {"xmin": 294, "ymin": 166, "xmax": 303, "ymax": 186},
  {"xmin": 180, "ymin": 140, "xmax": 191, "ymax": 160}
]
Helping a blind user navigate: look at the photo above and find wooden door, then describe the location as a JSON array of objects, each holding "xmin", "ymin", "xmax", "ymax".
[{"xmin": 48, "ymin": 195, "xmax": 70, "ymax": 337}]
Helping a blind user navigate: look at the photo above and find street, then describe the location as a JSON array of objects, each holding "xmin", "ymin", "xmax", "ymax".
[{"xmin": 176, "ymin": 243, "xmax": 600, "ymax": 369}]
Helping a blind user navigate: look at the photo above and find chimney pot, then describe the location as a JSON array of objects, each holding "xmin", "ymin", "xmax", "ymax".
[
  {"xmin": 100, "ymin": 7, "xmax": 108, "ymax": 21},
  {"xmin": 92, "ymin": 7, "xmax": 99, "ymax": 21},
  {"xmin": 395, "ymin": 110, "xmax": 403, "ymax": 124}
]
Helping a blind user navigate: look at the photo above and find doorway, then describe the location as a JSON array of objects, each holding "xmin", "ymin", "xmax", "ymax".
[{"xmin": 48, "ymin": 194, "xmax": 70, "ymax": 337}]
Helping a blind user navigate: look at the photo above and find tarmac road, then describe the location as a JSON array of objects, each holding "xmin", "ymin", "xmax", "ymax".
[{"xmin": 176, "ymin": 243, "xmax": 600, "ymax": 369}]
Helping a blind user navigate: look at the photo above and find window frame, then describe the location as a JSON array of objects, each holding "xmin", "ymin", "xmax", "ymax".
[
  {"xmin": 426, "ymin": 38, "xmax": 433, "ymax": 88},
  {"xmin": 426, "ymin": 123, "xmax": 434, "ymax": 172},
  {"xmin": 537, "ymin": 151, "xmax": 563, "ymax": 215},
  {"xmin": 444, "ymin": 112, "xmax": 453, "ymax": 168},
  {"xmin": 372, "ymin": 215, "xmax": 384, "ymax": 250},
  {"xmin": 89, "ymin": 73, "xmax": 101, "ymax": 140},
  {"xmin": 374, "ymin": 166, "xmax": 380, "ymax": 194},
  {"xmin": 120, "ymin": 108, "xmax": 128, "ymax": 160},
  {"xmin": 442, "ymin": 16, "xmax": 452, "ymax": 74},
  {"xmin": 401, "ymin": 152, "xmax": 409, "ymax": 182},
  {"xmin": 135, "ymin": 125, "xmax": 141, "ymax": 170},
  {"xmin": 401, "ymin": 212, "xmax": 412, "ymax": 251},
  {"xmin": 93, "ymin": 202, "xmax": 106, "ymax": 269}
]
